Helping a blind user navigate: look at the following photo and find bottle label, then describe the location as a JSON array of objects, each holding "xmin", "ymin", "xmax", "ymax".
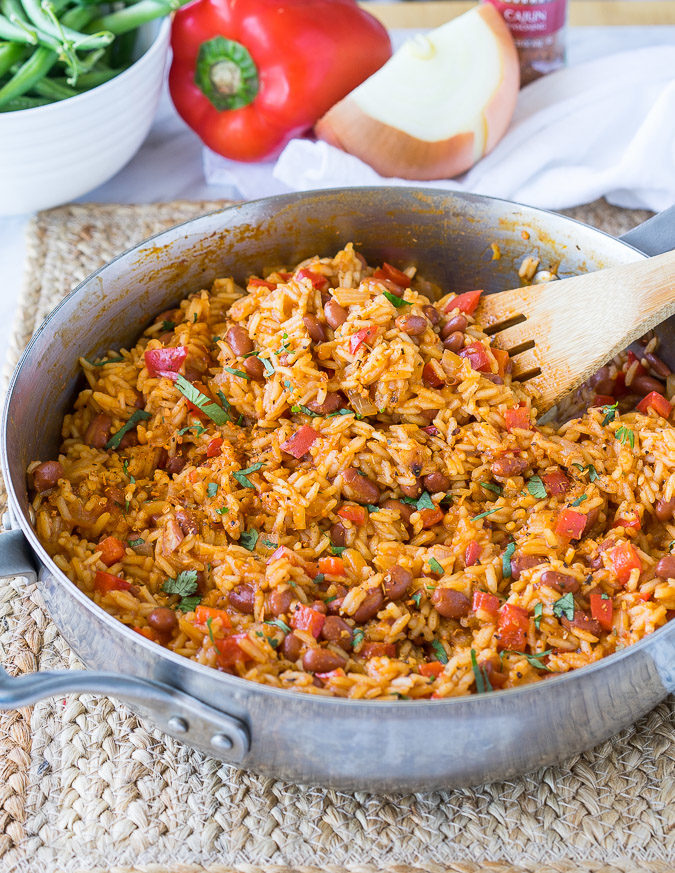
[{"xmin": 486, "ymin": 0, "xmax": 566, "ymax": 40}]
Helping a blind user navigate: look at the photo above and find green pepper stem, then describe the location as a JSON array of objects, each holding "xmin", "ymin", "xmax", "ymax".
[{"xmin": 194, "ymin": 36, "xmax": 259, "ymax": 112}]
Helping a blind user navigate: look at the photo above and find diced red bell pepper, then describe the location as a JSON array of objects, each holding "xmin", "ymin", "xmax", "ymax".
[
  {"xmin": 373, "ymin": 262, "xmax": 411, "ymax": 288},
  {"xmin": 609, "ymin": 542, "xmax": 642, "ymax": 585},
  {"xmin": 492, "ymin": 347, "xmax": 511, "ymax": 378},
  {"xmin": 317, "ymin": 556, "xmax": 345, "ymax": 576},
  {"xmin": 280, "ymin": 425, "xmax": 319, "ymax": 459},
  {"xmin": 589, "ymin": 593, "xmax": 613, "ymax": 631},
  {"xmin": 626, "ymin": 350, "xmax": 646, "ymax": 377},
  {"xmin": 295, "ymin": 268, "xmax": 328, "ymax": 289},
  {"xmin": 206, "ymin": 436, "xmax": 223, "ymax": 458},
  {"xmin": 360, "ymin": 642, "xmax": 396, "ymax": 658},
  {"xmin": 214, "ymin": 633, "xmax": 250, "ymax": 669},
  {"xmin": 459, "ymin": 341, "xmax": 491, "ymax": 373},
  {"xmin": 349, "ymin": 326, "xmax": 377, "ymax": 354},
  {"xmin": 465, "ymin": 540, "xmax": 480, "ymax": 567},
  {"xmin": 98, "ymin": 536, "xmax": 125, "ymax": 567},
  {"xmin": 612, "ymin": 512, "xmax": 641, "ymax": 531},
  {"xmin": 94, "ymin": 571, "xmax": 131, "ymax": 594},
  {"xmin": 419, "ymin": 660, "xmax": 444, "ymax": 678},
  {"xmin": 248, "ymin": 276, "xmax": 277, "ymax": 290},
  {"xmin": 636, "ymin": 391, "xmax": 672, "ymax": 418},
  {"xmin": 542, "ymin": 469, "xmax": 570, "ymax": 496},
  {"xmin": 133, "ymin": 626, "xmax": 160, "ymax": 642},
  {"xmin": 445, "ymin": 288, "xmax": 483, "ymax": 315},
  {"xmin": 496, "ymin": 603, "xmax": 530, "ymax": 651},
  {"xmin": 144, "ymin": 346, "xmax": 188, "ymax": 379},
  {"xmin": 419, "ymin": 507, "xmax": 444, "ymax": 528},
  {"xmin": 315, "ymin": 668, "xmax": 347, "ymax": 682},
  {"xmin": 472, "ymin": 590, "xmax": 500, "ymax": 617},
  {"xmin": 422, "ymin": 360, "xmax": 445, "ymax": 388},
  {"xmin": 592, "ymin": 394, "xmax": 615, "ymax": 408},
  {"xmin": 194, "ymin": 605, "xmax": 232, "ymax": 630},
  {"xmin": 337, "ymin": 504, "xmax": 368, "ymax": 525},
  {"xmin": 504, "ymin": 406, "xmax": 531, "ymax": 431},
  {"xmin": 291, "ymin": 604, "xmax": 326, "ymax": 638},
  {"xmin": 555, "ymin": 508, "xmax": 587, "ymax": 540}
]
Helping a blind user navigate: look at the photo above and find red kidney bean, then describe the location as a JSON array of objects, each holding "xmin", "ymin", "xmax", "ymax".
[
  {"xmin": 119, "ymin": 430, "xmax": 139, "ymax": 450},
  {"xmin": 311, "ymin": 600, "xmax": 328, "ymax": 615},
  {"xmin": 381, "ymin": 499, "xmax": 414, "ymax": 524},
  {"xmin": 655, "ymin": 556, "xmax": 675, "ymax": 579},
  {"xmin": 226, "ymin": 325, "xmax": 253, "ymax": 356},
  {"xmin": 644, "ymin": 352, "xmax": 671, "ymax": 379},
  {"xmin": 491, "ymin": 456, "xmax": 528, "ymax": 478},
  {"xmin": 268, "ymin": 587, "xmax": 293, "ymax": 616},
  {"xmin": 422, "ymin": 305, "xmax": 440, "ymax": 326},
  {"xmin": 352, "ymin": 588, "xmax": 384, "ymax": 623},
  {"xmin": 618, "ymin": 394, "xmax": 643, "ymax": 414},
  {"xmin": 175, "ymin": 509, "xmax": 198, "ymax": 536},
  {"xmin": 302, "ymin": 647, "xmax": 346, "ymax": 673},
  {"xmin": 320, "ymin": 616, "xmax": 353, "ymax": 649},
  {"xmin": 423, "ymin": 471, "xmax": 450, "ymax": 493},
  {"xmin": 326, "ymin": 584, "xmax": 348, "ymax": 615},
  {"xmin": 303, "ymin": 314, "xmax": 327, "ymax": 343},
  {"xmin": 147, "ymin": 607, "xmax": 178, "ymax": 634},
  {"xmin": 400, "ymin": 481, "xmax": 421, "ymax": 499},
  {"xmin": 229, "ymin": 584, "xmax": 255, "ymax": 614},
  {"xmin": 477, "ymin": 654, "xmax": 508, "ymax": 689},
  {"xmin": 589, "ymin": 366, "xmax": 612, "ymax": 388},
  {"xmin": 443, "ymin": 331, "xmax": 465, "ymax": 353},
  {"xmin": 342, "ymin": 468, "xmax": 380, "ymax": 504},
  {"xmin": 33, "ymin": 461, "xmax": 63, "ymax": 492},
  {"xmin": 510, "ymin": 554, "xmax": 546, "ymax": 581},
  {"xmin": 282, "ymin": 633, "xmax": 302, "ymax": 661},
  {"xmin": 431, "ymin": 588, "xmax": 471, "ymax": 618},
  {"xmin": 655, "ymin": 497, "xmax": 675, "ymax": 522},
  {"xmin": 562, "ymin": 611, "xmax": 602, "ymax": 637},
  {"xmin": 85, "ymin": 413, "xmax": 112, "ymax": 449},
  {"xmin": 306, "ymin": 392, "xmax": 343, "ymax": 415},
  {"xmin": 584, "ymin": 506, "xmax": 600, "ymax": 533},
  {"xmin": 132, "ymin": 389, "xmax": 145, "ymax": 409},
  {"xmin": 384, "ymin": 565, "xmax": 412, "ymax": 600},
  {"xmin": 441, "ymin": 314, "xmax": 468, "ymax": 338},
  {"xmin": 165, "ymin": 451, "xmax": 187, "ymax": 476},
  {"xmin": 593, "ymin": 377, "xmax": 615, "ymax": 395},
  {"xmin": 396, "ymin": 314, "xmax": 427, "ymax": 336},
  {"xmin": 540, "ymin": 571, "xmax": 579, "ymax": 594},
  {"xmin": 243, "ymin": 355, "xmax": 264, "ymax": 381},
  {"xmin": 631, "ymin": 373, "xmax": 666, "ymax": 396},
  {"xmin": 324, "ymin": 298, "xmax": 347, "ymax": 329},
  {"xmin": 330, "ymin": 522, "xmax": 347, "ymax": 546}
]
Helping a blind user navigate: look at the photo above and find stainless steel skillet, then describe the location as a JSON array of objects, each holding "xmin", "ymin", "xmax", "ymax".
[{"xmin": 0, "ymin": 188, "xmax": 673, "ymax": 792}]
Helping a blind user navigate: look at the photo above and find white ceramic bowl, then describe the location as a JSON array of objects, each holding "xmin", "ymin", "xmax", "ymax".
[{"xmin": 0, "ymin": 18, "xmax": 170, "ymax": 216}]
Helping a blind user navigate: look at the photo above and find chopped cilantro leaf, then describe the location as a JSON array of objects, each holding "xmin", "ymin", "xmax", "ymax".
[
  {"xmin": 283, "ymin": 380, "xmax": 294, "ymax": 393},
  {"xmin": 527, "ymin": 475, "xmax": 547, "ymax": 499},
  {"xmin": 313, "ymin": 573, "xmax": 325, "ymax": 585},
  {"xmin": 411, "ymin": 591, "xmax": 423, "ymax": 608},
  {"xmin": 327, "ymin": 408, "xmax": 355, "ymax": 417},
  {"xmin": 232, "ymin": 462, "xmax": 263, "ymax": 489},
  {"xmin": 431, "ymin": 640, "xmax": 448, "ymax": 664},
  {"xmin": 163, "ymin": 570, "xmax": 200, "ymax": 612},
  {"xmin": 291, "ymin": 404, "xmax": 320, "ymax": 418},
  {"xmin": 533, "ymin": 601, "xmax": 543, "ymax": 630},
  {"xmin": 481, "ymin": 482, "xmax": 502, "ymax": 495},
  {"xmin": 601, "ymin": 401, "xmax": 619, "ymax": 426},
  {"xmin": 553, "ymin": 592, "xmax": 575, "ymax": 621},
  {"xmin": 193, "ymin": 313, "xmax": 198, "ymax": 323},
  {"xmin": 570, "ymin": 494, "xmax": 588, "ymax": 507},
  {"xmin": 106, "ymin": 409, "xmax": 151, "ymax": 450},
  {"xmin": 177, "ymin": 424, "xmax": 206, "ymax": 436},
  {"xmin": 330, "ymin": 544, "xmax": 346, "ymax": 556},
  {"xmin": 207, "ymin": 483, "xmax": 218, "ymax": 497},
  {"xmin": 505, "ymin": 649, "xmax": 552, "ymax": 671},
  {"xmin": 223, "ymin": 366, "xmax": 249, "ymax": 380},
  {"xmin": 161, "ymin": 320, "xmax": 175, "ymax": 332},
  {"xmin": 352, "ymin": 629, "xmax": 364, "ymax": 649},
  {"xmin": 324, "ymin": 595, "xmax": 337, "ymax": 603},
  {"xmin": 366, "ymin": 504, "xmax": 379, "ymax": 513},
  {"xmin": 266, "ymin": 618, "xmax": 291, "ymax": 634},
  {"xmin": 239, "ymin": 529, "xmax": 259, "ymax": 551},
  {"xmin": 122, "ymin": 459, "xmax": 135, "ymax": 484},
  {"xmin": 383, "ymin": 290, "xmax": 406, "ymax": 308},
  {"xmin": 206, "ymin": 617, "xmax": 216, "ymax": 644},
  {"xmin": 472, "ymin": 507, "xmax": 500, "ymax": 521},
  {"xmin": 416, "ymin": 491, "xmax": 434, "ymax": 510},
  {"xmin": 127, "ymin": 537, "xmax": 144, "ymax": 548},
  {"xmin": 471, "ymin": 648, "xmax": 492, "ymax": 693},
  {"xmin": 174, "ymin": 375, "xmax": 229, "ymax": 425},
  {"xmin": 428, "ymin": 557, "xmax": 444, "ymax": 575},
  {"xmin": 242, "ymin": 350, "xmax": 259, "ymax": 358},
  {"xmin": 216, "ymin": 390, "xmax": 231, "ymax": 411},
  {"xmin": 261, "ymin": 357, "xmax": 275, "ymax": 377},
  {"xmin": 502, "ymin": 542, "xmax": 516, "ymax": 579},
  {"xmin": 216, "ymin": 507, "xmax": 229, "ymax": 515},
  {"xmin": 572, "ymin": 462, "xmax": 598, "ymax": 482},
  {"xmin": 261, "ymin": 537, "xmax": 277, "ymax": 548},
  {"xmin": 177, "ymin": 595, "xmax": 201, "ymax": 613},
  {"xmin": 615, "ymin": 426, "xmax": 635, "ymax": 449}
]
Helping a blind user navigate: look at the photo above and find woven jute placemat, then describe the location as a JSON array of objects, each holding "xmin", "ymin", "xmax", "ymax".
[{"xmin": 0, "ymin": 199, "xmax": 672, "ymax": 873}]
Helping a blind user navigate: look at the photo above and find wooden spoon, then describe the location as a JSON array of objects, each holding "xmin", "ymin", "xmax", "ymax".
[{"xmin": 477, "ymin": 249, "xmax": 675, "ymax": 412}]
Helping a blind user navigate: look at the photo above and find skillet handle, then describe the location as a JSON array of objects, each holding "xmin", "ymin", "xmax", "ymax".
[
  {"xmin": 619, "ymin": 204, "xmax": 675, "ymax": 256},
  {"xmin": 0, "ymin": 523, "xmax": 250, "ymax": 762}
]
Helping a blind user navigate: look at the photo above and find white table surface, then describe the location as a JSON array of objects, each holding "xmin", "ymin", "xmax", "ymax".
[{"xmin": 1, "ymin": 25, "xmax": 674, "ymax": 371}]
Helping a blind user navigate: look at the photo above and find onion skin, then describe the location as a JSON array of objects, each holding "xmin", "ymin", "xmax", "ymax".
[{"xmin": 314, "ymin": 5, "xmax": 520, "ymax": 181}]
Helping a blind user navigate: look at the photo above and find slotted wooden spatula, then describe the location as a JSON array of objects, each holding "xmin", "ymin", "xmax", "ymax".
[{"xmin": 477, "ymin": 248, "xmax": 675, "ymax": 412}]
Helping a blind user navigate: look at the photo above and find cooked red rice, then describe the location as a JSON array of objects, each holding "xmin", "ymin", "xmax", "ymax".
[{"xmin": 28, "ymin": 245, "xmax": 675, "ymax": 699}]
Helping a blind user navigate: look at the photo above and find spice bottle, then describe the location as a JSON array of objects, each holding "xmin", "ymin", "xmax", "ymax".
[{"xmin": 481, "ymin": 0, "xmax": 567, "ymax": 86}]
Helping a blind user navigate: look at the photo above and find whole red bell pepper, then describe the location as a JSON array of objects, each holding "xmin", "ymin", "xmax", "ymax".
[{"xmin": 169, "ymin": 0, "xmax": 392, "ymax": 162}]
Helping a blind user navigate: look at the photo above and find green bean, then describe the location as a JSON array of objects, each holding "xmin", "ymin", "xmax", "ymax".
[
  {"xmin": 22, "ymin": 0, "xmax": 112, "ymax": 49},
  {"xmin": 0, "ymin": 44, "xmax": 55, "ymax": 107},
  {"xmin": 87, "ymin": 0, "xmax": 179, "ymax": 35},
  {"xmin": 51, "ymin": 63, "xmax": 122, "ymax": 89},
  {"xmin": 0, "ymin": 12, "xmax": 37, "ymax": 45},
  {"xmin": 0, "ymin": 38, "xmax": 24, "ymax": 75},
  {"xmin": 108, "ymin": 25, "xmax": 134, "ymax": 67},
  {"xmin": 31, "ymin": 72, "xmax": 75, "ymax": 98},
  {"xmin": 0, "ymin": 91, "xmax": 49, "ymax": 109}
]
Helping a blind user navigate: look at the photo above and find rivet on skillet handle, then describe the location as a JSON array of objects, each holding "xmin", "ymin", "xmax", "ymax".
[{"xmin": 0, "ymin": 523, "xmax": 250, "ymax": 762}]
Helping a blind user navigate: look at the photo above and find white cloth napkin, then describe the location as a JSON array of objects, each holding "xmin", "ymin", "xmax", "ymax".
[{"xmin": 269, "ymin": 45, "xmax": 675, "ymax": 212}]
